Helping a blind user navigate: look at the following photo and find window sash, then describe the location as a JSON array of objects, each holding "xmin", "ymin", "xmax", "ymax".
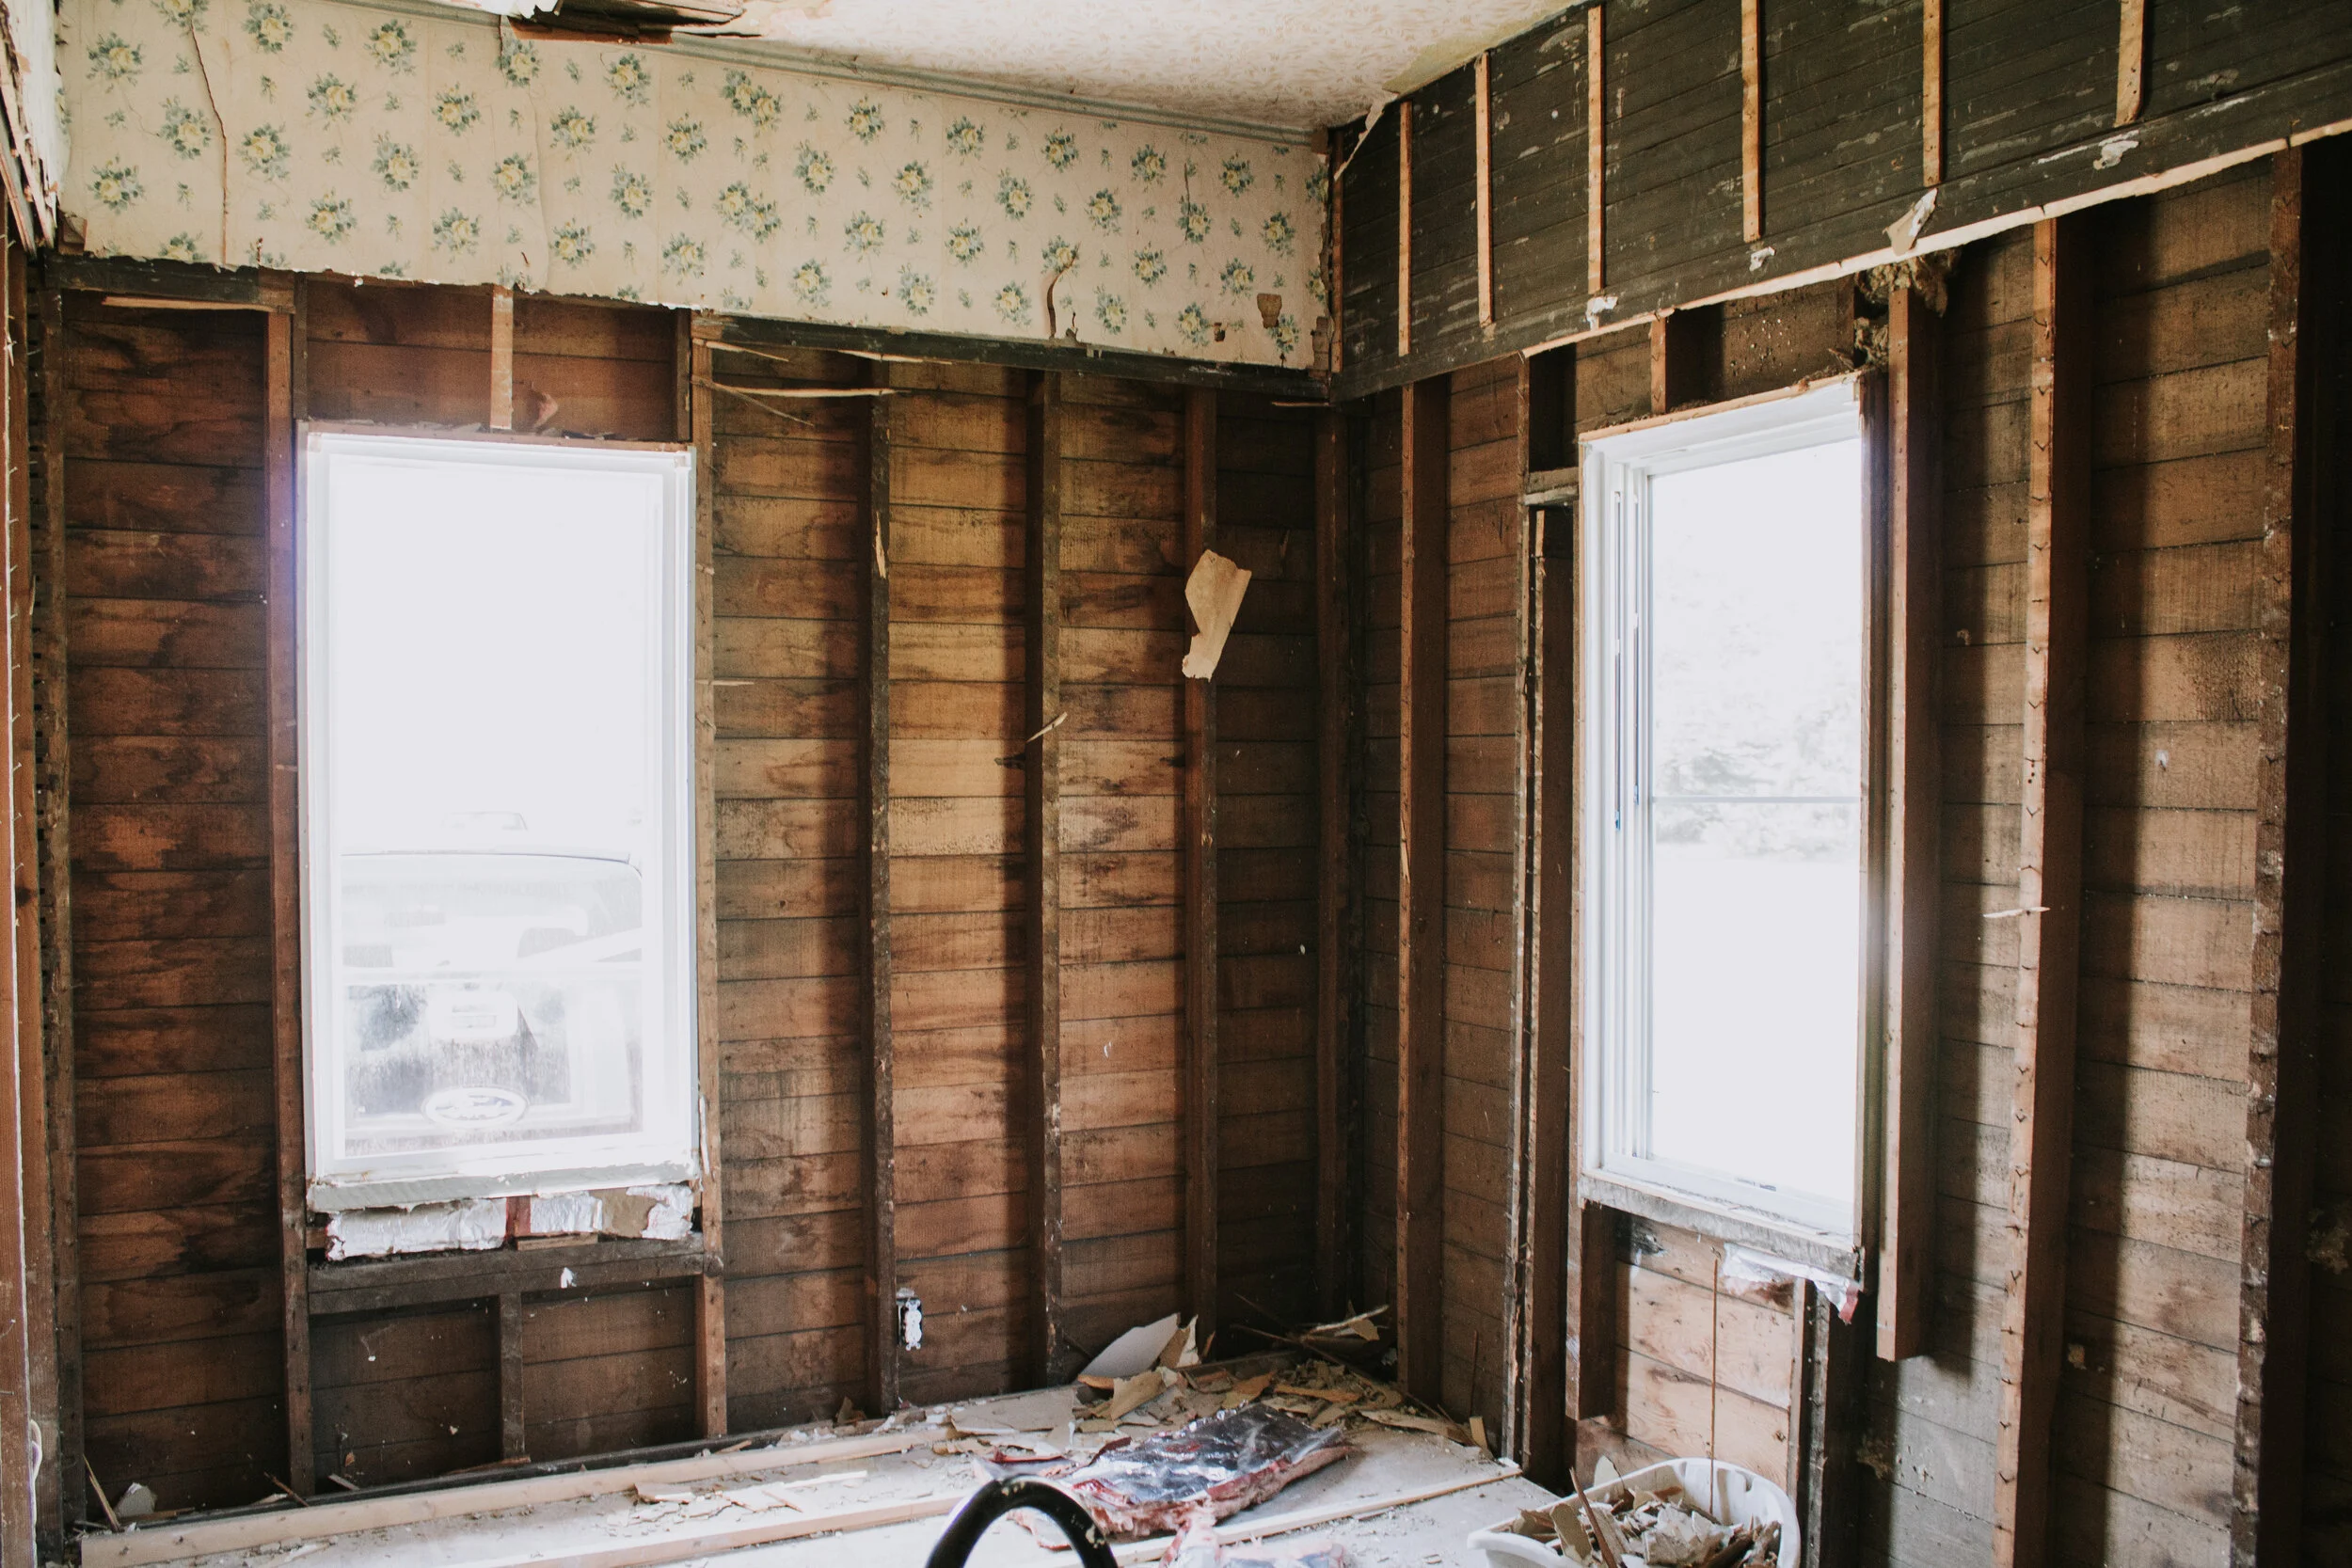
[
  {"xmin": 296, "ymin": 428, "xmax": 701, "ymax": 1211},
  {"xmin": 1579, "ymin": 377, "xmax": 1872, "ymax": 1245}
]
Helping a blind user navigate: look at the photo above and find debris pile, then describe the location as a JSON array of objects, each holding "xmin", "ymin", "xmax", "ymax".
[{"xmin": 1494, "ymin": 1474, "xmax": 1780, "ymax": 1568}]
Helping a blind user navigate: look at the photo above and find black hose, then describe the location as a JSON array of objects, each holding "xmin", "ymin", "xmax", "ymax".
[{"xmin": 923, "ymin": 1477, "xmax": 1118, "ymax": 1568}]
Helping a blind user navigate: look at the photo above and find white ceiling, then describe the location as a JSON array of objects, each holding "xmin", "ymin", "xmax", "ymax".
[{"xmin": 715, "ymin": 0, "xmax": 1573, "ymax": 134}]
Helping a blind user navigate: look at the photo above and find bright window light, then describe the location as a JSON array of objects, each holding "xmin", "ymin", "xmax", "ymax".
[
  {"xmin": 299, "ymin": 431, "xmax": 698, "ymax": 1211},
  {"xmin": 1582, "ymin": 379, "xmax": 1868, "ymax": 1242}
]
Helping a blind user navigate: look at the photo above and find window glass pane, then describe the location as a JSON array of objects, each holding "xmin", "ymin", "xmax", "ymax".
[
  {"xmin": 1645, "ymin": 437, "xmax": 1863, "ymax": 1213},
  {"xmin": 308, "ymin": 439, "xmax": 691, "ymax": 1196}
]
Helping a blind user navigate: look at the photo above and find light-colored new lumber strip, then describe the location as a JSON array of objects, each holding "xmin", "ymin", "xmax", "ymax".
[
  {"xmin": 688, "ymin": 311, "xmax": 727, "ymax": 1437},
  {"xmin": 85, "ymin": 1431, "xmax": 934, "ymax": 1567},
  {"xmin": 1313, "ymin": 408, "xmax": 1355, "ymax": 1317},
  {"xmin": 1740, "ymin": 0, "xmax": 1762, "ymax": 242},
  {"xmin": 1990, "ymin": 214, "xmax": 2092, "ymax": 1568},
  {"xmin": 261, "ymin": 269, "xmax": 312, "ymax": 1497},
  {"xmin": 1475, "ymin": 52, "xmax": 1495, "ymax": 327},
  {"xmin": 1394, "ymin": 377, "xmax": 1449, "ymax": 1402},
  {"xmin": 1397, "ymin": 102, "xmax": 1413, "ymax": 357},
  {"xmin": 489, "ymin": 283, "xmax": 514, "ymax": 429},
  {"xmin": 1921, "ymin": 0, "xmax": 1943, "ymax": 185},
  {"xmin": 1183, "ymin": 387, "xmax": 1220, "ymax": 1333},
  {"xmin": 1586, "ymin": 8, "xmax": 1605, "ymax": 293},
  {"xmin": 2232, "ymin": 143, "xmax": 2320, "ymax": 1568},
  {"xmin": 1025, "ymin": 370, "xmax": 1068, "ymax": 1384},
  {"xmin": 1875, "ymin": 282, "xmax": 1939, "ymax": 1362},
  {"xmin": 865, "ymin": 368, "xmax": 899, "ymax": 1418},
  {"xmin": 2115, "ymin": 0, "xmax": 2147, "ymax": 126}
]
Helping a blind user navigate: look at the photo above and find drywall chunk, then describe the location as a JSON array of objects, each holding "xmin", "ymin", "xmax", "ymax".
[
  {"xmin": 1180, "ymin": 550, "xmax": 1252, "ymax": 680},
  {"xmin": 326, "ymin": 1197, "xmax": 507, "ymax": 1261}
]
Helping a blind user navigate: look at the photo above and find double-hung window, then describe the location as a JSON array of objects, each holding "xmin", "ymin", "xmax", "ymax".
[
  {"xmin": 299, "ymin": 431, "xmax": 699, "ymax": 1212},
  {"xmin": 1581, "ymin": 377, "xmax": 1871, "ymax": 1246}
]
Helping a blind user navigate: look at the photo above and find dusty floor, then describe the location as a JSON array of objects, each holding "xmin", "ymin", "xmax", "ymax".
[{"xmin": 113, "ymin": 1377, "xmax": 1554, "ymax": 1568}]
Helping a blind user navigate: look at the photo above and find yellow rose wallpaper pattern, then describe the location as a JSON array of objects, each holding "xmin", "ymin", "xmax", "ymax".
[{"xmin": 62, "ymin": 0, "xmax": 1331, "ymax": 366}]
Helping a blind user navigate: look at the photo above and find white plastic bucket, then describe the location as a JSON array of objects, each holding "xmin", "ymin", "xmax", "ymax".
[{"xmin": 1466, "ymin": 1458, "xmax": 1800, "ymax": 1568}]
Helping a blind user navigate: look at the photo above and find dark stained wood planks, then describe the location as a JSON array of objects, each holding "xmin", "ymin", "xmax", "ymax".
[
  {"xmin": 1314, "ymin": 410, "xmax": 1355, "ymax": 1319},
  {"xmin": 1394, "ymin": 376, "xmax": 1449, "ymax": 1403},
  {"xmin": 1992, "ymin": 214, "xmax": 2094, "ymax": 1568}
]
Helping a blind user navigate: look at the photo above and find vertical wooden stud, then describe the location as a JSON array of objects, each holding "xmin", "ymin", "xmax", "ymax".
[
  {"xmin": 1922, "ymin": 0, "xmax": 1944, "ymax": 186},
  {"xmin": 1991, "ymin": 214, "xmax": 2092, "ymax": 1568},
  {"xmin": 1649, "ymin": 311, "xmax": 1705, "ymax": 417},
  {"xmin": 687, "ymin": 314, "xmax": 726, "ymax": 1439},
  {"xmin": 1740, "ymin": 0, "xmax": 1763, "ymax": 243},
  {"xmin": 1313, "ymin": 409, "xmax": 1356, "ymax": 1320},
  {"xmin": 1394, "ymin": 376, "xmax": 1449, "ymax": 1402},
  {"xmin": 1784, "ymin": 1278, "xmax": 1815, "ymax": 1501},
  {"xmin": 32, "ymin": 282, "xmax": 81, "ymax": 1537},
  {"xmin": 2232, "ymin": 143, "xmax": 2326, "ymax": 1568},
  {"xmin": 1183, "ymin": 388, "xmax": 1220, "ymax": 1336},
  {"xmin": 1475, "ymin": 53, "xmax": 1496, "ymax": 329},
  {"xmin": 498, "ymin": 1293, "xmax": 527, "ymax": 1461},
  {"xmin": 1024, "ymin": 372, "xmax": 1068, "ymax": 1386},
  {"xmin": 1329, "ymin": 139, "xmax": 1346, "ymax": 377},
  {"xmin": 0, "ymin": 232, "xmax": 34, "ymax": 1564},
  {"xmin": 1397, "ymin": 103, "xmax": 1414, "ymax": 360},
  {"xmin": 260, "ymin": 270, "xmax": 313, "ymax": 1497},
  {"xmin": 865, "ymin": 367, "xmax": 898, "ymax": 1418},
  {"xmin": 1496, "ymin": 367, "xmax": 1536, "ymax": 1465},
  {"xmin": 489, "ymin": 285, "xmax": 515, "ymax": 431},
  {"xmin": 1520, "ymin": 483, "xmax": 1578, "ymax": 1484},
  {"xmin": 2115, "ymin": 0, "xmax": 2147, "ymax": 126},
  {"xmin": 1877, "ymin": 284, "xmax": 1941, "ymax": 1363},
  {"xmin": 1587, "ymin": 6, "xmax": 1606, "ymax": 295},
  {"xmin": 3, "ymin": 241, "xmax": 56, "ymax": 1549}
]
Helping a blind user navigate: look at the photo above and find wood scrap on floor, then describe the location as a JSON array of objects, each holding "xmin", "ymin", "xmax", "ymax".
[{"xmin": 1493, "ymin": 1474, "xmax": 1782, "ymax": 1568}]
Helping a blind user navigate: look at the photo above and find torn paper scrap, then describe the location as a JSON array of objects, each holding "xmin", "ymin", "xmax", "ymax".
[
  {"xmin": 1181, "ymin": 550, "xmax": 1253, "ymax": 680},
  {"xmin": 1083, "ymin": 1311, "xmax": 1182, "ymax": 1379}
]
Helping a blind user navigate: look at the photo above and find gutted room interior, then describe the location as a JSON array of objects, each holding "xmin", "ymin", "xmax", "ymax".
[{"xmin": 0, "ymin": 1, "xmax": 2340, "ymax": 1564}]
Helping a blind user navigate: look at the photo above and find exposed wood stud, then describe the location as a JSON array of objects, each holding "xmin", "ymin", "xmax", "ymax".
[
  {"xmin": 1991, "ymin": 214, "xmax": 2093, "ymax": 1568},
  {"xmin": 498, "ymin": 1293, "xmax": 527, "ymax": 1461},
  {"xmin": 1475, "ymin": 53, "xmax": 1496, "ymax": 328},
  {"xmin": 1024, "ymin": 370, "xmax": 1068, "ymax": 1386},
  {"xmin": 1520, "ymin": 467, "xmax": 1577, "ymax": 1486},
  {"xmin": 1183, "ymin": 386, "xmax": 1221, "ymax": 1336},
  {"xmin": 1784, "ymin": 1278, "xmax": 1815, "ymax": 1501},
  {"xmin": 1394, "ymin": 376, "xmax": 1449, "ymax": 1402},
  {"xmin": 4, "ymin": 240, "xmax": 57, "ymax": 1551},
  {"xmin": 1329, "ymin": 135, "xmax": 1345, "ymax": 376},
  {"xmin": 1741, "ymin": 0, "xmax": 1763, "ymax": 243},
  {"xmin": 1648, "ymin": 311, "xmax": 1704, "ymax": 416},
  {"xmin": 2116, "ymin": 0, "xmax": 2147, "ymax": 126},
  {"xmin": 1497, "ymin": 363, "xmax": 1537, "ymax": 1465},
  {"xmin": 0, "ymin": 234, "xmax": 35, "ymax": 1563},
  {"xmin": 1586, "ymin": 7, "xmax": 1606, "ymax": 294},
  {"xmin": 489, "ymin": 284, "xmax": 515, "ymax": 431},
  {"xmin": 1568, "ymin": 1202, "xmax": 1616, "ymax": 1451},
  {"xmin": 2233, "ymin": 142, "xmax": 2325, "ymax": 1568},
  {"xmin": 261, "ymin": 270, "xmax": 314, "ymax": 1497},
  {"xmin": 864, "ymin": 363, "xmax": 898, "ymax": 1419},
  {"xmin": 31, "ymin": 281, "xmax": 81, "ymax": 1538},
  {"xmin": 1876, "ymin": 282, "xmax": 1940, "ymax": 1363},
  {"xmin": 1397, "ymin": 102, "xmax": 1414, "ymax": 359},
  {"xmin": 1313, "ymin": 408, "xmax": 1357, "ymax": 1320},
  {"xmin": 1922, "ymin": 0, "xmax": 1944, "ymax": 186},
  {"xmin": 687, "ymin": 311, "xmax": 726, "ymax": 1439}
]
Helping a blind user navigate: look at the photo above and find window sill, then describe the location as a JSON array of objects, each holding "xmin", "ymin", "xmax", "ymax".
[
  {"xmin": 307, "ymin": 1232, "xmax": 714, "ymax": 1316},
  {"xmin": 1579, "ymin": 1171, "xmax": 1864, "ymax": 1282}
]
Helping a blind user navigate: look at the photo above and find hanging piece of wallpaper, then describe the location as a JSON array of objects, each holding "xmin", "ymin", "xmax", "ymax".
[{"xmin": 59, "ymin": 0, "xmax": 1329, "ymax": 367}]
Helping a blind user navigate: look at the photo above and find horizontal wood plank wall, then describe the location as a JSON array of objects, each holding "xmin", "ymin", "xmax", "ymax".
[
  {"xmin": 311, "ymin": 1305, "xmax": 496, "ymax": 1483},
  {"xmin": 1356, "ymin": 390, "xmax": 1403, "ymax": 1317},
  {"xmin": 887, "ymin": 361, "xmax": 1026, "ymax": 1407},
  {"xmin": 62, "ymin": 298, "xmax": 280, "ymax": 1513},
  {"xmin": 1057, "ymin": 375, "xmax": 1188, "ymax": 1356},
  {"xmin": 1614, "ymin": 1221, "xmax": 1796, "ymax": 1483},
  {"xmin": 707, "ymin": 341, "xmax": 869, "ymax": 1432},
  {"xmin": 1439, "ymin": 356, "xmax": 1527, "ymax": 1438},
  {"xmin": 1212, "ymin": 399, "xmax": 1320, "ymax": 1332},
  {"xmin": 1332, "ymin": 0, "xmax": 2352, "ymax": 396},
  {"xmin": 522, "ymin": 1285, "xmax": 696, "ymax": 1459}
]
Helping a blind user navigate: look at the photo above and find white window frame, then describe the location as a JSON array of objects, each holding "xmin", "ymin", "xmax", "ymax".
[
  {"xmin": 1578, "ymin": 375, "xmax": 1874, "ymax": 1250},
  {"xmin": 297, "ymin": 427, "xmax": 701, "ymax": 1212}
]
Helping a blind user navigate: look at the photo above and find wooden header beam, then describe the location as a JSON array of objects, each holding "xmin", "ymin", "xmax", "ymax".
[
  {"xmin": 1990, "ymin": 214, "xmax": 2093, "ymax": 1568},
  {"xmin": 1394, "ymin": 376, "xmax": 1449, "ymax": 1402}
]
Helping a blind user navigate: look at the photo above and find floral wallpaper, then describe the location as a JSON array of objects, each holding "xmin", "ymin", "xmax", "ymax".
[{"xmin": 59, "ymin": 0, "xmax": 1330, "ymax": 366}]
